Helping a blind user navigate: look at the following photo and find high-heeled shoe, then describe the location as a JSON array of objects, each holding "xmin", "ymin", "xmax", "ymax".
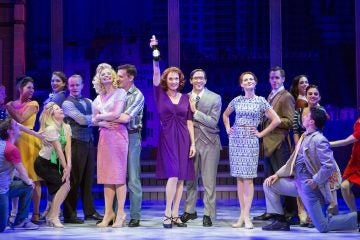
[
  {"xmin": 231, "ymin": 217, "xmax": 244, "ymax": 228},
  {"xmin": 163, "ymin": 215, "xmax": 172, "ymax": 228},
  {"xmin": 112, "ymin": 214, "xmax": 126, "ymax": 228},
  {"xmin": 244, "ymin": 217, "xmax": 254, "ymax": 229},
  {"xmin": 46, "ymin": 217, "xmax": 64, "ymax": 228},
  {"xmin": 97, "ymin": 213, "xmax": 115, "ymax": 227},
  {"xmin": 172, "ymin": 217, "xmax": 187, "ymax": 227}
]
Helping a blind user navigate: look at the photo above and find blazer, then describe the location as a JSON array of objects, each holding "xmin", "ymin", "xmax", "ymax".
[
  {"xmin": 189, "ymin": 88, "xmax": 222, "ymax": 147},
  {"xmin": 276, "ymin": 130, "xmax": 336, "ymax": 203},
  {"xmin": 262, "ymin": 89, "xmax": 295, "ymax": 157}
]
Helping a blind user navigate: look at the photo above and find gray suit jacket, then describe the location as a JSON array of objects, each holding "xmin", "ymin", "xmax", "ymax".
[
  {"xmin": 276, "ymin": 130, "xmax": 336, "ymax": 203},
  {"xmin": 189, "ymin": 88, "xmax": 222, "ymax": 147}
]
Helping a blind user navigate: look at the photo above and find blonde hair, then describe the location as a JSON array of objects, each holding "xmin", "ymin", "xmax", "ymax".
[
  {"xmin": 92, "ymin": 63, "xmax": 119, "ymax": 95},
  {"xmin": 39, "ymin": 102, "xmax": 61, "ymax": 132}
]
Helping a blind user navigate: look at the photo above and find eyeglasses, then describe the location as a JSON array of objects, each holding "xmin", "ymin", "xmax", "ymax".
[{"xmin": 192, "ymin": 76, "xmax": 205, "ymax": 80}]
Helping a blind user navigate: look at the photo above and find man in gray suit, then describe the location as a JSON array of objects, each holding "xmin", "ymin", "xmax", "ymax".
[
  {"xmin": 180, "ymin": 69, "xmax": 222, "ymax": 227},
  {"xmin": 262, "ymin": 108, "xmax": 358, "ymax": 232}
]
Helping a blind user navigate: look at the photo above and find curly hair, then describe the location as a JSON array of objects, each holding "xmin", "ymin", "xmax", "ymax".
[
  {"xmin": 39, "ymin": 102, "xmax": 61, "ymax": 132},
  {"xmin": 160, "ymin": 67, "xmax": 186, "ymax": 92},
  {"xmin": 92, "ymin": 63, "xmax": 119, "ymax": 95}
]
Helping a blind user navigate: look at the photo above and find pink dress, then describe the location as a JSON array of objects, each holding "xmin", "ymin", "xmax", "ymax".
[{"xmin": 93, "ymin": 88, "xmax": 128, "ymax": 184}]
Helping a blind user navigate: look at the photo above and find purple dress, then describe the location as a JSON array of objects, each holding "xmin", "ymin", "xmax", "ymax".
[{"xmin": 154, "ymin": 85, "xmax": 195, "ymax": 180}]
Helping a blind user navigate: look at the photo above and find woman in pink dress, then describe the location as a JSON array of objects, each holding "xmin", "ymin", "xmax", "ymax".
[{"xmin": 92, "ymin": 63, "xmax": 128, "ymax": 228}]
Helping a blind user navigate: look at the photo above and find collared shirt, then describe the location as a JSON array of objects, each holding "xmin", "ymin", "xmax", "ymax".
[
  {"xmin": 62, "ymin": 95, "xmax": 92, "ymax": 126},
  {"xmin": 124, "ymin": 84, "xmax": 144, "ymax": 131},
  {"xmin": 268, "ymin": 86, "xmax": 285, "ymax": 101},
  {"xmin": 190, "ymin": 88, "xmax": 205, "ymax": 101}
]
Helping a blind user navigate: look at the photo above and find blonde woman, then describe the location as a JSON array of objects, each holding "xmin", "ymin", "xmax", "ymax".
[
  {"xmin": 92, "ymin": 63, "xmax": 128, "ymax": 228},
  {"xmin": 34, "ymin": 102, "xmax": 71, "ymax": 228}
]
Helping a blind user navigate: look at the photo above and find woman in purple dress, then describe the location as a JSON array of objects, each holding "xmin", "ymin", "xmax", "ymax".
[{"xmin": 150, "ymin": 37, "xmax": 196, "ymax": 228}]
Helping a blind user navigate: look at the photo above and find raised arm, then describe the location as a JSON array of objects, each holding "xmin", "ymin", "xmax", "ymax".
[{"xmin": 150, "ymin": 37, "xmax": 160, "ymax": 86}]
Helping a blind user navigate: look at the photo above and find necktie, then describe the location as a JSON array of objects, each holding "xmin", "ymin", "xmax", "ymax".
[{"xmin": 195, "ymin": 96, "xmax": 200, "ymax": 108}]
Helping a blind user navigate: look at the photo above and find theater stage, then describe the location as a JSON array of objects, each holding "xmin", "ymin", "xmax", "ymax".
[{"xmin": 2, "ymin": 199, "xmax": 359, "ymax": 240}]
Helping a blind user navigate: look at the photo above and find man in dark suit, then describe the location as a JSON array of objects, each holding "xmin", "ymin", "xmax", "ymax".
[
  {"xmin": 254, "ymin": 66, "xmax": 297, "ymax": 221},
  {"xmin": 180, "ymin": 69, "xmax": 222, "ymax": 227}
]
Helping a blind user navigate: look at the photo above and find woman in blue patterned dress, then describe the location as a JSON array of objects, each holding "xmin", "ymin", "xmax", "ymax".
[{"xmin": 223, "ymin": 72, "xmax": 280, "ymax": 229}]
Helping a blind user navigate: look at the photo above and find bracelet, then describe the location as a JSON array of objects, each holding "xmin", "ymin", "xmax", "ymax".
[{"xmin": 191, "ymin": 144, "xmax": 195, "ymax": 147}]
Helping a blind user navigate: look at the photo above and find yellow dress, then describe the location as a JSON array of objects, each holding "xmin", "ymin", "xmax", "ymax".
[{"xmin": 15, "ymin": 101, "xmax": 42, "ymax": 181}]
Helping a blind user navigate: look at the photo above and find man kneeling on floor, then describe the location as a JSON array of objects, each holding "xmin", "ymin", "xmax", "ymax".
[
  {"xmin": 262, "ymin": 108, "xmax": 358, "ymax": 233},
  {"xmin": 0, "ymin": 118, "xmax": 38, "ymax": 232}
]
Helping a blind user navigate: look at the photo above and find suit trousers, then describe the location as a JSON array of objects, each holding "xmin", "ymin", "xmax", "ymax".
[
  {"xmin": 184, "ymin": 139, "xmax": 220, "ymax": 217},
  {"xmin": 63, "ymin": 138, "xmax": 96, "ymax": 218},
  {"xmin": 263, "ymin": 139, "xmax": 297, "ymax": 214},
  {"xmin": 264, "ymin": 177, "xmax": 357, "ymax": 232}
]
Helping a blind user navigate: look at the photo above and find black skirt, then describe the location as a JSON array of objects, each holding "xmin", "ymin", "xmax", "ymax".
[{"xmin": 34, "ymin": 156, "xmax": 63, "ymax": 194}]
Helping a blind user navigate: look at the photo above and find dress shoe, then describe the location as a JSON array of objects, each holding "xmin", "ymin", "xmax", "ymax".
[
  {"xmin": 46, "ymin": 217, "xmax": 64, "ymax": 228},
  {"xmin": 244, "ymin": 217, "xmax": 254, "ymax": 229},
  {"xmin": 63, "ymin": 217, "xmax": 84, "ymax": 224},
  {"xmin": 202, "ymin": 215, "xmax": 212, "ymax": 227},
  {"xmin": 253, "ymin": 212, "xmax": 276, "ymax": 221},
  {"xmin": 163, "ymin": 215, "xmax": 172, "ymax": 229},
  {"xmin": 180, "ymin": 212, "xmax": 197, "ymax": 223},
  {"xmin": 85, "ymin": 212, "xmax": 103, "ymax": 221},
  {"xmin": 262, "ymin": 220, "xmax": 290, "ymax": 231},
  {"xmin": 128, "ymin": 219, "xmax": 140, "ymax": 227},
  {"xmin": 232, "ymin": 217, "xmax": 244, "ymax": 228},
  {"xmin": 286, "ymin": 215, "xmax": 299, "ymax": 225},
  {"xmin": 112, "ymin": 214, "xmax": 126, "ymax": 228},
  {"xmin": 97, "ymin": 213, "xmax": 115, "ymax": 227},
  {"xmin": 172, "ymin": 217, "xmax": 187, "ymax": 227}
]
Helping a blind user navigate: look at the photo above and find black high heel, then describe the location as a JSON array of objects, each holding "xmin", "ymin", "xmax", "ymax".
[
  {"xmin": 163, "ymin": 215, "xmax": 172, "ymax": 228},
  {"xmin": 172, "ymin": 217, "xmax": 187, "ymax": 227}
]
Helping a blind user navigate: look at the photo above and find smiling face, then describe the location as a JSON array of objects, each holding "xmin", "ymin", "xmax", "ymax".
[
  {"xmin": 99, "ymin": 68, "xmax": 114, "ymax": 86},
  {"xmin": 20, "ymin": 81, "xmax": 35, "ymax": 100},
  {"xmin": 190, "ymin": 70, "xmax": 206, "ymax": 93},
  {"xmin": 51, "ymin": 74, "xmax": 66, "ymax": 93},
  {"xmin": 117, "ymin": 69, "xmax": 133, "ymax": 90},
  {"xmin": 166, "ymin": 72, "xmax": 180, "ymax": 91},
  {"xmin": 306, "ymin": 87, "xmax": 321, "ymax": 107},
  {"xmin": 240, "ymin": 73, "xmax": 257, "ymax": 91},
  {"xmin": 298, "ymin": 76, "xmax": 309, "ymax": 96},
  {"xmin": 52, "ymin": 104, "xmax": 64, "ymax": 121}
]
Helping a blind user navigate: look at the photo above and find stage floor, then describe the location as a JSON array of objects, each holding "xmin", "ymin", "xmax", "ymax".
[{"xmin": 1, "ymin": 199, "xmax": 359, "ymax": 239}]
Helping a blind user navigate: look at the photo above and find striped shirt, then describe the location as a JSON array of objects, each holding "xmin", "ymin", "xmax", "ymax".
[{"xmin": 124, "ymin": 84, "xmax": 144, "ymax": 131}]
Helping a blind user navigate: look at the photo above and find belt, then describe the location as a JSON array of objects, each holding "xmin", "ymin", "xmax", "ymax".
[{"xmin": 127, "ymin": 129, "xmax": 141, "ymax": 134}]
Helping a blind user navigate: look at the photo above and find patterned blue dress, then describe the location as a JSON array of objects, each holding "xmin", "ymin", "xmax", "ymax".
[{"xmin": 228, "ymin": 95, "xmax": 271, "ymax": 178}]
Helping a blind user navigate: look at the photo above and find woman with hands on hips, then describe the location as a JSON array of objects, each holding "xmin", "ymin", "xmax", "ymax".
[{"xmin": 223, "ymin": 71, "xmax": 280, "ymax": 229}]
